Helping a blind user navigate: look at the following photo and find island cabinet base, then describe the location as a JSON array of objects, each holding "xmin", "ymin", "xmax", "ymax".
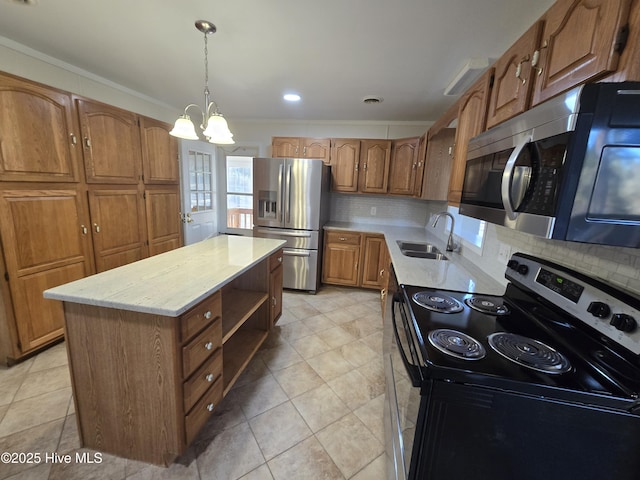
[{"xmin": 63, "ymin": 255, "xmax": 273, "ymax": 466}]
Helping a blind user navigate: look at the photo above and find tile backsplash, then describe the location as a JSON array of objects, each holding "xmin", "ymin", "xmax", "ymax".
[{"xmin": 330, "ymin": 194, "xmax": 640, "ymax": 296}]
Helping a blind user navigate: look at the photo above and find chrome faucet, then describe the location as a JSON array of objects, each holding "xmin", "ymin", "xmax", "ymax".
[{"xmin": 431, "ymin": 212, "xmax": 458, "ymax": 252}]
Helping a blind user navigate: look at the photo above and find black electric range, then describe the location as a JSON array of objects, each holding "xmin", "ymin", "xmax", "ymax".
[{"xmin": 384, "ymin": 252, "xmax": 640, "ymax": 480}]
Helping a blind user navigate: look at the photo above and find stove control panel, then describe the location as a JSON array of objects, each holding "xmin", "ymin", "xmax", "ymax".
[{"xmin": 506, "ymin": 253, "xmax": 640, "ymax": 355}]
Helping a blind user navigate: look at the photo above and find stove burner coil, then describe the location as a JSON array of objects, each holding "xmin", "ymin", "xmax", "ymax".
[
  {"xmin": 413, "ymin": 292, "xmax": 464, "ymax": 313},
  {"xmin": 428, "ymin": 329, "xmax": 486, "ymax": 360},
  {"xmin": 465, "ymin": 296, "xmax": 510, "ymax": 315},
  {"xmin": 487, "ymin": 333, "xmax": 571, "ymax": 374}
]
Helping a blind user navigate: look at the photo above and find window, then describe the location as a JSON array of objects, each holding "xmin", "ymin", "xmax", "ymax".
[
  {"xmin": 188, "ymin": 150, "xmax": 213, "ymax": 212},
  {"xmin": 447, "ymin": 206, "xmax": 486, "ymax": 254},
  {"xmin": 225, "ymin": 155, "xmax": 253, "ymax": 230}
]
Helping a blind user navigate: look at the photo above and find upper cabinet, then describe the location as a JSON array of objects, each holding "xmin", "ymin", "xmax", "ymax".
[
  {"xmin": 140, "ymin": 116, "xmax": 179, "ymax": 184},
  {"xmin": 388, "ymin": 137, "xmax": 420, "ymax": 196},
  {"xmin": 271, "ymin": 137, "xmax": 331, "ymax": 164},
  {"xmin": 531, "ymin": 0, "xmax": 632, "ymax": 106},
  {"xmin": 77, "ymin": 99, "xmax": 142, "ymax": 184},
  {"xmin": 420, "ymin": 128, "xmax": 455, "ymax": 202},
  {"xmin": 486, "ymin": 22, "xmax": 543, "ymax": 129},
  {"xmin": 0, "ymin": 73, "xmax": 81, "ymax": 183},
  {"xmin": 330, "ymin": 138, "xmax": 361, "ymax": 192},
  {"xmin": 358, "ymin": 139, "xmax": 392, "ymax": 194},
  {"xmin": 448, "ymin": 70, "xmax": 493, "ymax": 206}
]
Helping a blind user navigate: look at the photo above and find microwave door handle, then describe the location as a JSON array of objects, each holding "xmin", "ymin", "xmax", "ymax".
[{"xmin": 501, "ymin": 135, "xmax": 531, "ymax": 221}]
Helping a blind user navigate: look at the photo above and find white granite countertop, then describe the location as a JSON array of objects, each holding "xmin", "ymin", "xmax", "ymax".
[
  {"xmin": 44, "ymin": 235, "xmax": 286, "ymax": 317},
  {"xmin": 325, "ymin": 222, "xmax": 505, "ymax": 295}
]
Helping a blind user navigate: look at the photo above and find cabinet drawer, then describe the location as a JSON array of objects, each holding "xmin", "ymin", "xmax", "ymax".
[
  {"xmin": 183, "ymin": 347, "xmax": 222, "ymax": 413},
  {"xmin": 182, "ymin": 318, "xmax": 222, "ymax": 378},
  {"xmin": 269, "ymin": 249, "xmax": 284, "ymax": 272},
  {"xmin": 326, "ymin": 231, "xmax": 362, "ymax": 245},
  {"xmin": 180, "ymin": 291, "xmax": 221, "ymax": 343},
  {"xmin": 184, "ymin": 374, "xmax": 223, "ymax": 445}
]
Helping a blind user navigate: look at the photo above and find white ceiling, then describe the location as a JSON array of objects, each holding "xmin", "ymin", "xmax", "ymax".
[{"xmin": 0, "ymin": 0, "xmax": 555, "ymax": 122}]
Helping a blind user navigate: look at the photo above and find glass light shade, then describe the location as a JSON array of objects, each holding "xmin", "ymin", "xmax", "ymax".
[
  {"xmin": 169, "ymin": 115, "xmax": 199, "ymax": 140},
  {"xmin": 202, "ymin": 113, "xmax": 231, "ymax": 138},
  {"xmin": 209, "ymin": 133, "xmax": 235, "ymax": 145}
]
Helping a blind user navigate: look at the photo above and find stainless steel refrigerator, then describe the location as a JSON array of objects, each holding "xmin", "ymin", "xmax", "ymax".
[{"xmin": 253, "ymin": 157, "xmax": 330, "ymax": 293}]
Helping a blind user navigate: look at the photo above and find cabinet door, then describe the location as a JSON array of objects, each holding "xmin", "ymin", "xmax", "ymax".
[
  {"xmin": 413, "ymin": 133, "xmax": 428, "ymax": 197},
  {"xmin": 77, "ymin": 99, "xmax": 142, "ymax": 184},
  {"xmin": 271, "ymin": 137, "xmax": 300, "ymax": 158},
  {"xmin": 486, "ymin": 22, "xmax": 543, "ymax": 129},
  {"xmin": 301, "ymin": 138, "xmax": 331, "ymax": 163},
  {"xmin": 422, "ymin": 128, "xmax": 455, "ymax": 201},
  {"xmin": 270, "ymin": 264, "xmax": 283, "ymax": 325},
  {"xmin": 145, "ymin": 188, "xmax": 183, "ymax": 256},
  {"xmin": 322, "ymin": 232, "xmax": 362, "ymax": 286},
  {"xmin": 531, "ymin": 0, "xmax": 632, "ymax": 106},
  {"xmin": 140, "ymin": 116, "xmax": 179, "ymax": 184},
  {"xmin": 388, "ymin": 137, "xmax": 419, "ymax": 196},
  {"xmin": 0, "ymin": 74, "xmax": 80, "ymax": 182},
  {"xmin": 448, "ymin": 70, "xmax": 493, "ymax": 206},
  {"xmin": 88, "ymin": 189, "xmax": 147, "ymax": 272},
  {"xmin": 360, "ymin": 235, "xmax": 387, "ymax": 289},
  {"xmin": 359, "ymin": 140, "xmax": 391, "ymax": 194},
  {"xmin": 0, "ymin": 189, "xmax": 92, "ymax": 353},
  {"xmin": 330, "ymin": 139, "xmax": 361, "ymax": 192}
]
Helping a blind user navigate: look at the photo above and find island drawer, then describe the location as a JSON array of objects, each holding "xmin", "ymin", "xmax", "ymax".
[
  {"xmin": 180, "ymin": 291, "xmax": 222, "ymax": 343},
  {"xmin": 184, "ymin": 374, "xmax": 223, "ymax": 445},
  {"xmin": 182, "ymin": 318, "xmax": 222, "ymax": 378},
  {"xmin": 325, "ymin": 231, "xmax": 362, "ymax": 245},
  {"xmin": 183, "ymin": 347, "xmax": 222, "ymax": 413},
  {"xmin": 269, "ymin": 248, "xmax": 284, "ymax": 271}
]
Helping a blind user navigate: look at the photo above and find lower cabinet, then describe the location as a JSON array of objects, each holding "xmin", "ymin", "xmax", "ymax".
[
  {"xmin": 64, "ymin": 256, "xmax": 273, "ymax": 465},
  {"xmin": 322, "ymin": 230, "xmax": 388, "ymax": 290},
  {"xmin": 269, "ymin": 249, "xmax": 284, "ymax": 325}
]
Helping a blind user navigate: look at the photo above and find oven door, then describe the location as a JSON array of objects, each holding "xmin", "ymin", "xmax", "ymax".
[{"xmin": 384, "ymin": 280, "xmax": 424, "ymax": 480}]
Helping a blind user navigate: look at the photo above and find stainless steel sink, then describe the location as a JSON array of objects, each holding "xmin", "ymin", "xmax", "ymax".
[{"xmin": 396, "ymin": 240, "xmax": 447, "ymax": 260}]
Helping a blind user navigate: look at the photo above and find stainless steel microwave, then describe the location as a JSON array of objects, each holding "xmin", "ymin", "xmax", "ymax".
[{"xmin": 459, "ymin": 82, "xmax": 640, "ymax": 248}]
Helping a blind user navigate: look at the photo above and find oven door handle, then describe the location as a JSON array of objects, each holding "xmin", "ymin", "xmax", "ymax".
[{"xmin": 392, "ymin": 297, "xmax": 423, "ymax": 387}]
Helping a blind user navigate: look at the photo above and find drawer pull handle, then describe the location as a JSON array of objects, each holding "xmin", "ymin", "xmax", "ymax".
[
  {"xmin": 339, "ymin": 237, "xmax": 346, "ymax": 241},
  {"xmin": 204, "ymin": 310, "xmax": 212, "ymax": 320},
  {"xmin": 204, "ymin": 341, "xmax": 213, "ymax": 350},
  {"xmin": 207, "ymin": 403, "xmax": 215, "ymax": 412},
  {"xmin": 205, "ymin": 373, "xmax": 214, "ymax": 382}
]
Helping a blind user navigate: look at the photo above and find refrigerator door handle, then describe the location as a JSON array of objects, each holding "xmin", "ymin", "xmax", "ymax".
[
  {"xmin": 278, "ymin": 163, "xmax": 284, "ymax": 223},
  {"xmin": 283, "ymin": 248, "xmax": 311, "ymax": 257},
  {"xmin": 285, "ymin": 163, "xmax": 292, "ymax": 224},
  {"xmin": 255, "ymin": 229, "xmax": 312, "ymax": 238}
]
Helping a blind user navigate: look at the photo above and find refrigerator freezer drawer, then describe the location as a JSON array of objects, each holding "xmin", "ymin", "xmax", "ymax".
[
  {"xmin": 282, "ymin": 248, "xmax": 318, "ymax": 292},
  {"xmin": 253, "ymin": 227, "xmax": 319, "ymax": 249}
]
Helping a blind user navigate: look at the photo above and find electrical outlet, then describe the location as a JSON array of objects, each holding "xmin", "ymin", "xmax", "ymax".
[
  {"xmin": 498, "ymin": 243, "xmax": 512, "ymax": 263},
  {"xmin": 370, "ymin": 207, "xmax": 377, "ymax": 216}
]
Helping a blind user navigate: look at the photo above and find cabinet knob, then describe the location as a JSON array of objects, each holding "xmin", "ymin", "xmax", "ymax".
[
  {"xmin": 70, "ymin": 133, "xmax": 77, "ymax": 145},
  {"xmin": 204, "ymin": 310, "xmax": 212, "ymax": 320},
  {"xmin": 205, "ymin": 373, "xmax": 214, "ymax": 382},
  {"xmin": 80, "ymin": 224, "xmax": 88, "ymax": 235},
  {"xmin": 93, "ymin": 223, "xmax": 100, "ymax": 233},
  {"xmin": 303, "ymin": 146, "xmax": 307, "ymax": 156},
  {"xmin": 204, "ymin": 341, "xmax": 213, "ymax": 350},
  {"xmin": 277, "ymin": 256, "xmax": 283, "ymax": 263},
  {"xmin": 272, "ymin": 296, "xmax": 277, "ymax": 307},
  {"xmin": 206, "ymin": 403, "xmax": 215, "ymax": 412},
  {"xmin": 84, "ymin": 137, "xmax": 92, "ymax": 148}
]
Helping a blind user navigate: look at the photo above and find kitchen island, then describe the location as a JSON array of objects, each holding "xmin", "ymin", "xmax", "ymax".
[{"xmin": 44, "ymin": 235, "xmax": 285, "ymax": 466}]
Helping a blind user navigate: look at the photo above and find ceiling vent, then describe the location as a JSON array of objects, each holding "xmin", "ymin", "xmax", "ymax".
[
  {"xmin": 444, "ymin": 58, "xmax": 490, "ymax": 96},
  {"xmin": 363, "ymin": 96, "xmax": 383, "ymax": 105}
]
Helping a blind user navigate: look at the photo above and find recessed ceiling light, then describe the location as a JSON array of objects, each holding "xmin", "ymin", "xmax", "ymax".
[{"xmin": 283, "ymin": 93, "xmax": 301, "ymax": 102}]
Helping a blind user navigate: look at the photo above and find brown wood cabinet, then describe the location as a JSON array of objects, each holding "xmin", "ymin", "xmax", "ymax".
[
  {"xmin": 269, "ymin": 249, "xmax": 284, "ymax": 325},
  {"xmin": 486, "ymin": 22, "xmax": 543, "ymax": 129},
  {"xmin": 0, "ymin": 73, "xmax": 81, "ymax": 183},
  {"xmin": 448, "ymin": 70, "xmax": 493, "ymax": 206},
  {"xmin": 359, "ymin": 140, "xmax": 392, "ymax": 194},
  {"xmin": 140, "ymin": 116, "xmax": 179, "ymax": 184},
  {"xmin": 421, "ymin": 128, "xmax": 456, "ymax": 201},
  {"xmin": 0, "ymin": 72, "xmax": 182, "ymax": 364},
  {"xmin": 0, "ymin": 189, "xmax": 93, "ymax": 356},
  {"xmin": 531, "ymin": 0, "xmax": 632, "ymax": 107},
  {"xmin": 322, "ymin": 230, "xmax": 388, "ymax": 291},
  {"xmin": 77, "ymin": 99, "xmax": 142, "ymax": 184},
  {"xmin": 330, "ymin": 138, "xmax": 361, "ymax": 192},
  {"xmin": 271, "ymin": 137, "xmax": 331, "ymax": 164},
  {"xmin": 388, "ymin": 137, "xmax": 420, "ymax": 196},
  {"xmin": 145, "ymin": 188, "xmax": 183, "ymax": 256},
  {"xmin": 88, "ymin": 189, "xmax": 147, "ymax": 273}
]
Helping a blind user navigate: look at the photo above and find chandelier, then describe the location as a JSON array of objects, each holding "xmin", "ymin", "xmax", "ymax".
[{"xmin": 170, "ymin": 20, "xmax": 234, "ymax": 144}]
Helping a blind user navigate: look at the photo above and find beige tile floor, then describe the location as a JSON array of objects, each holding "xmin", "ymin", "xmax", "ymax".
[{"xmin": 0, "ymin": 286, "xmax": 386, "ymax": 480}]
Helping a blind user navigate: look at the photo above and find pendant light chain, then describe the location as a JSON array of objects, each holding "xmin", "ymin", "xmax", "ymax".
[{"xmin": 203, "ymin": 31, "xmax": 210, "ymax": 99}]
